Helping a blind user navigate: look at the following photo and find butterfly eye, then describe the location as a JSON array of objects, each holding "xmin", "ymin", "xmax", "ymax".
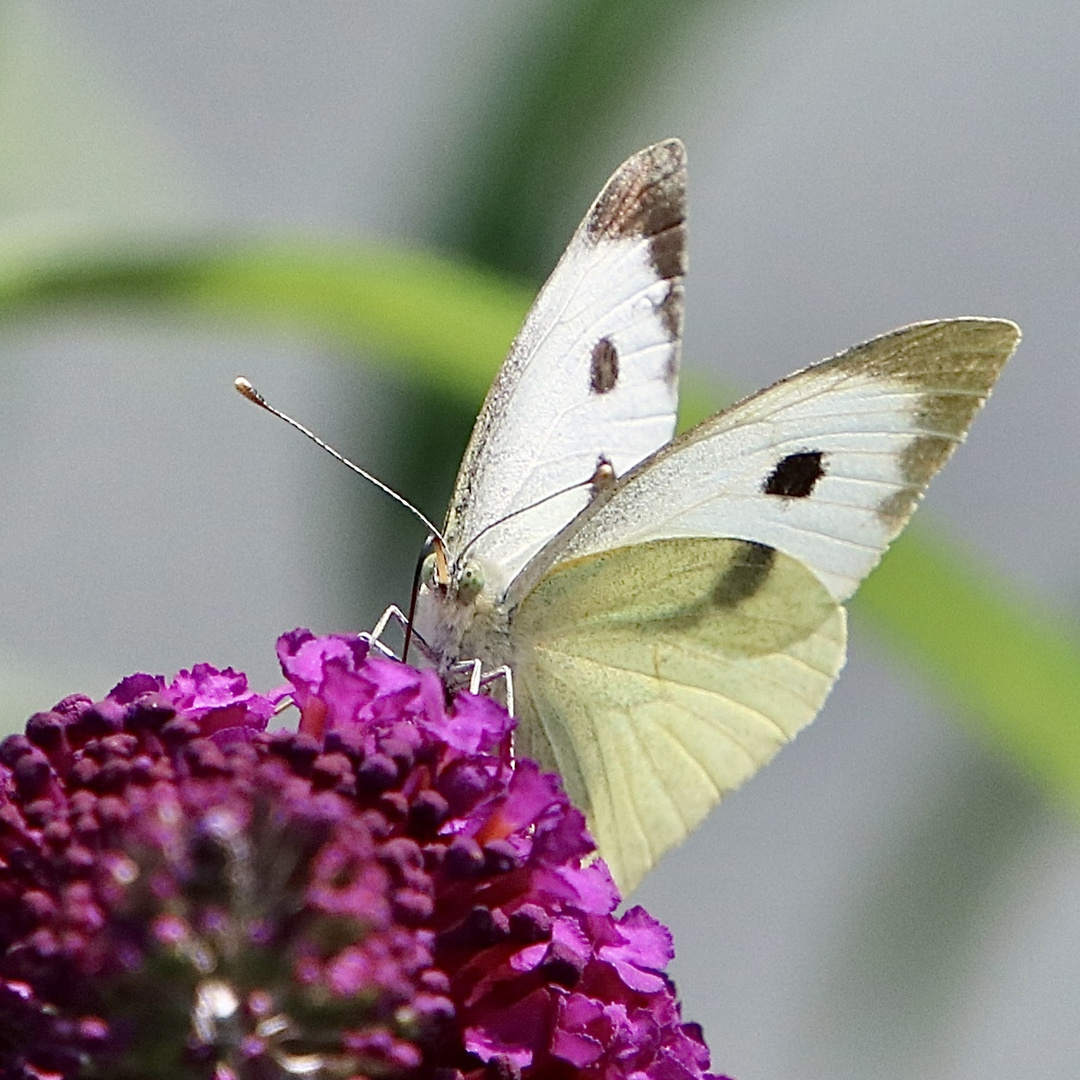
[
  {"xmin": 420, "ymin": 552, "xmax": 438, "ymax": 589},
  {"xmin": 456, "ymin": 561, "xmax": 485, "ymax": 603}
]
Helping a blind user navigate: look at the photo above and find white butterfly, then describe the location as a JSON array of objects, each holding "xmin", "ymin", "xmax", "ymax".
[{"xmin": 411, "ymin": 139, "xmax": 1020, "ymax": 895}]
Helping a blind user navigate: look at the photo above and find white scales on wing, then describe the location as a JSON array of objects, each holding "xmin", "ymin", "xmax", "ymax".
[{"xmin": 436, "ymin": 139, "xmax": 685, "ymax": 605}]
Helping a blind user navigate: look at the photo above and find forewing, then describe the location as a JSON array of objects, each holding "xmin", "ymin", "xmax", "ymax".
[
  {"xmin": 443, "ymin": 140, "xmax": 686, "ymax": 593},
  {"xmin": 513, "ymin": 537, "xmax": 847, "ymax": 895},
  {"xmin": 546, "ymin": 318, "xmax": 1020, "ymax": 602}
]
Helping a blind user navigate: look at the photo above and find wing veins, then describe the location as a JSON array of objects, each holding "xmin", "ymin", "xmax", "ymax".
[
  {"xmin": 533, "ymin": 644, "xmax": 810, "ymax": 743},
  {"xmin": 620, "ymin": 702, "xmax": 699, "ymax": 837}
]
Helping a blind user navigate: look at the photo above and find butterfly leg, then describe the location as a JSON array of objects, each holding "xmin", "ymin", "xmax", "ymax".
[
  {"xmin": 478, "ymin": 665, "xmax": 515, "ymax": 716},
  {"xmin": 368, "ymin": 604, "xmax": 406, "ymax": 643},
  {"xmin": 363, "ymin": 604, "xmax": 427, "ymax": 660},
  {"xmin": 443, "ymin": 660, "xmax": 514, "ymax": 714},
  {"xmin": 466, "ymin": 658, "xmax": 483, "ymax": 694},
  {"xmin": 444, "ymin": 658, "xmax": 482, "ymax": 697}
]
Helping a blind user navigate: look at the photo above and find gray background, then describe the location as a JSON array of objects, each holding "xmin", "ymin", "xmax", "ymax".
[{"xmin": 1, "ymin": 2, "xmax": 1078, "ymax": 1077}]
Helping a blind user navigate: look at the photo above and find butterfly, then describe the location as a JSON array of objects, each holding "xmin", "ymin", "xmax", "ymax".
[{"xmin": 411, "ymin": 139, "xmax": 1020, "ymax": 895}]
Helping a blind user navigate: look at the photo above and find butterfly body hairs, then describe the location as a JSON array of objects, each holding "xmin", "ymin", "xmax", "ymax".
[{"xmin": 411, "ymin": 139, "xmax": 1020, "ymax": 894}]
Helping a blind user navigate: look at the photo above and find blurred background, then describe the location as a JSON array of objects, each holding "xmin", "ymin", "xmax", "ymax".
[{"xmin": 1, "ymin": 1, "xmax": 1078, "ymax": 1076}]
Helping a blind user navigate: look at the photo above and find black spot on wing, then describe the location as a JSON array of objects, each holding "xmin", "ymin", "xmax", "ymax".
[
  {"xmin": 587, "ymin": 141, "xmax": 685, "ymax": 250},
  {"xmin": 590, "ymin": 338, "xmax": 619, "ymax": 394},
  {"xmin": 586, "ymin": 143, "xmax": 686, "ymax": 281},
  {"xmin": 763, "ymin": 451, "xmax": 826, "ymax": 499},
  {"xmin": 648, "ymin": 223, "xmax": 685, "ymax": 280},
  {"xmin": 657, "ymin": 281, "xmax": 684, "ymax": 343},
  {"xmin": 712, "ymin": 541, "xmax": 777, "ymax": 608}
]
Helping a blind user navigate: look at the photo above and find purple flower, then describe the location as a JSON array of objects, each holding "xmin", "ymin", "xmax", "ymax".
[{"xmin": 0, "ymin": 630, "xmax": 727, "ymax": 1080}]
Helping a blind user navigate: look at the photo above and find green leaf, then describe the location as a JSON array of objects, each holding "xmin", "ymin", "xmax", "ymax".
[
  {"xmin": 0, "ymin": 229, "xmax": 531, "ymax": 400},
  {"xmin": 1, "ymin": 229, "xmax": 1078, "ymax": 815}
]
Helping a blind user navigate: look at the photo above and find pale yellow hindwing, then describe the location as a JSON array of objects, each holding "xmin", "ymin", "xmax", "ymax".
[{"xmin": 512, "ymin": 537, "xmax": 847, "ymax": 894}]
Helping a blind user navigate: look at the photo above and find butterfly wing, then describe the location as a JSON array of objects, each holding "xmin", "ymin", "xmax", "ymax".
[
  {"xmin": 514, "ymin": 537, "xmax": 846, "ymax": 894},
  {"xmin": 441, "ymin": 140, "xmax": 687, "ymax": 594},
  {"xmin": 545, "ymin": 318, "xmax": 1021, "ymax": 601},
  {"xmin": 510, "ymin": 318, "xmax": 1020, "ymax": 893}
]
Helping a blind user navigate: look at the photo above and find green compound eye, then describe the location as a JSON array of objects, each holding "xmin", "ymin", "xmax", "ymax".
[
  {"xmin": 456, "ymin": 561, "xmax": 485, "ymax": 603},
  {"xmin": 420, "ymin": 552, "xmax": 438, "ymax": 588}
]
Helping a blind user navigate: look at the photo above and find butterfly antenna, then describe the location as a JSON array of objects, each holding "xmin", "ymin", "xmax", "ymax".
[
  {"xmin": 456, "ymin": 456, "xmax": 615, "ymax": 569},
  {"xmin": 235, "ymin": 377, "xmax": 447, "ymax": 545}
]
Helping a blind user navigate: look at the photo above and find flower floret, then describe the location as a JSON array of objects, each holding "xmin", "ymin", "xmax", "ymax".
[{"xmin": 0, "ymin": 633, "xmax": 723, "ymax": 1080}]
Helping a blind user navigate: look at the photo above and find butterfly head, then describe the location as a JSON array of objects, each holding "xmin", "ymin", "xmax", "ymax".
[
  {"xmin": 412, "ymin": 541, "xmax": 507, "ymax": 672},
  {"xmin": 419, "ymin": 549, "xmax": 485, "ymax": 605}
]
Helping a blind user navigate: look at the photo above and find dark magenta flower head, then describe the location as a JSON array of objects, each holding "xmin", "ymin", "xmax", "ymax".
[{"xmin": 0, "ymin": 630, "xmax": 726, "ymax": 1080}]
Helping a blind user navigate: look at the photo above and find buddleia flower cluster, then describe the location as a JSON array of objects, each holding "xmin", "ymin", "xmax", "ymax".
[{"xmin": 0, "ymin": 628, "xmax": 727, "ymax": 1080}]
